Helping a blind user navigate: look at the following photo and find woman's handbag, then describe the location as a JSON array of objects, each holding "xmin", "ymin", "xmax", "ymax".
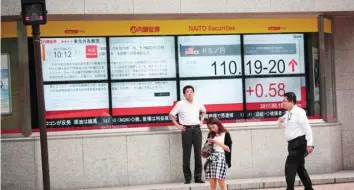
[{"xmin": 201, "ymin": 142, "xmax": 214, "ymax": 158}]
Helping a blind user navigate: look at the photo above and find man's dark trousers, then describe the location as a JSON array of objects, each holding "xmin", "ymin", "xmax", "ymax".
[
  {"xmin": 182, "ymin": 125, "xmax": 202, "ymax": 181},
  {"xmin": 285, "ymin": 135, "xmax": 313, "ymax": 190}
]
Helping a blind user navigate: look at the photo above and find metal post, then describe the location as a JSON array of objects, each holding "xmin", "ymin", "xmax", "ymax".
[{"xmin": 32, "ymin": 24, "xmax": 51, "ymax": 190}]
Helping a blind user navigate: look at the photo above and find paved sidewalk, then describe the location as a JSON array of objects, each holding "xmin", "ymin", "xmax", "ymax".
[
  {"xmin": 260, "ymin": 182, "xmax": 354, "ymax": 190},
  {"xmin": 79, "ymin": 170, "xmax": 354, "ymax": 190}
]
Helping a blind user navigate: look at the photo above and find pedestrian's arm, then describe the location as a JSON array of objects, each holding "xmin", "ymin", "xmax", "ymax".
[
  {"xmin": 212, "ymin": 139, "xmax": 230, "ymax": 152},
  {"xmin": 298, "ymin": 111, "xmax": 313, "ymax": 146},
  {"xmin": 169, "ymin": 113, "xmax": 181, "ymax": 129},
  {"xmin": 169, "ymin": 102, "xmax": 183, "ymax": 131},
  {"xmin": 219, "ymin": 142, "xmax": 231, "ymax": 152},
  {"xmin": 224, "ymin": 132, "xmax": 232, "ymax": 152},
  {"xmin": 278, "ymin": 120, "xmax": 285, "ymax": 128},
  {"xmin": 278, "ymin": 113, "xmax": 287, "ymax": 128},
  {"xmin": 200, "ymin": 105, "xmax": 206, "ymax": 125}
]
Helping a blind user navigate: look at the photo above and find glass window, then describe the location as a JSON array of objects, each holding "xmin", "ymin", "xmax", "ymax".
[
  {"xmin": 28, "ymin": 32, "xmax": 331, "ymax": 130},
  {"xmin": 31, "ymin": 37, "xmax": 110, "ymax": 130},
  {"xmin": 177, "ymin": 35, "xmax": 244, "ymax": 122},
  {"xmin": 109, "ymin": 37, "xmax": 177, "ymax": 127}
]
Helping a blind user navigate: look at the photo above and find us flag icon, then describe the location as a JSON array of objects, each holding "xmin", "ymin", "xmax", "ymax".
[{"xmin": 184, "ymin": 47, "xmax": 199, "ymax": 55}]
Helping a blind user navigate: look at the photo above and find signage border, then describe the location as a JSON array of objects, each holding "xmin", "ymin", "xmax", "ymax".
[
  {"xmin": 32, "ymin": 18, "xmax": 323, "ymax": 37},
  {"xmin": 1, "ymin": 18, "xmax": 333, "ymax": 38}
]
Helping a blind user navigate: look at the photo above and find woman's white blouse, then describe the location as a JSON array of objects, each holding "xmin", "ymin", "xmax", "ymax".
[{"xmin": 213, "ymin": 132, "xmax": 225, "ymax": 152}]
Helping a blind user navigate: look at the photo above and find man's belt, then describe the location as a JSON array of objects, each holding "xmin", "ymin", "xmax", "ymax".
[
  {"xmin": 183, "ymin": 124, "xmax": 200, "ymax": 129},
  {"xmin": 288, "ymin": 135, "xmax": 306, "ymax": 143}
]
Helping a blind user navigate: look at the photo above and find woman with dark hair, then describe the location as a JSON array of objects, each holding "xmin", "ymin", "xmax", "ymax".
[{"xmin": 204, "ymin": 117, "xmax": 232, "ymax": 190}]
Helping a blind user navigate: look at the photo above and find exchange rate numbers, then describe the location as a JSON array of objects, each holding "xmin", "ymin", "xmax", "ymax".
[
  {"xmin": 247, "ymin": 83, "xmax": 286, "ymax": 98},
  {"xmin": 246, "ymin": 59, "xmax": 286, "ymax": 74},
  {"xmin": 211, "ymin": 61, "xmax": 238, "ymax": 75}
]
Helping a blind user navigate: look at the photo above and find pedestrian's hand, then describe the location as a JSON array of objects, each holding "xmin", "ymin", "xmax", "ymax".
[
  {"xmin": 179, "ymin": 125, "xmax": 185, "ymax": 132},
  {"xmin": 208, "ymin": 139, "xmax": 221, "ymax": 145},
  {"xmin": 307, "ymin": 146, "xmax": 313, "ymax": 154},
  {"xmin": 207, "ymin": 138, "xmax": 215, "ymax": 144},
  {"xmin": 278, "ymin": 117, "xmax": 285, "ymax": 123}
]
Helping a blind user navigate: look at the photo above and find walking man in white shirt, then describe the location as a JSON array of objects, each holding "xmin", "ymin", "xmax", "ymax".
[
  {"xmin": 169, "ymin": 85, "xmax": 207, "ymax": 184},
  {"xmin": 278, "ymin": 92, "xmax": 314, "ymax": 190}
]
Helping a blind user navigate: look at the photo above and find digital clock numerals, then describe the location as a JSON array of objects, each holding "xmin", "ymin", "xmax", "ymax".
[
  {"xmin": 49, "ymin": 45, "xmax": 105, "ymax": 60},
  {"xmin": 53, "ymin": 50, "xmax": 72, "ymax": 58}
]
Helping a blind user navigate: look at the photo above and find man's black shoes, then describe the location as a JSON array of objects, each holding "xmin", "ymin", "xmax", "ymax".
[
  {"xmin": 184, "ymin": 180, "xmax": 191, "ymax": 184},
  {"xmin": 195, "ymin": 179, "xmax": 205, "ymax": 183}
]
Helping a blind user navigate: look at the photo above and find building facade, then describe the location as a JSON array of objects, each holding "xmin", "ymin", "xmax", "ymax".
[{"xmin": 1, "ymin": 0, "xmax": 354, "ymax": 189}]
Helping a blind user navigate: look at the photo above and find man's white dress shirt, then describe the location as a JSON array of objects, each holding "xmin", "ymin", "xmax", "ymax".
[
  {"xmin": 282, "ymin": 105, "xmax": 314, "ymax": 146},
  {"xmin": 170, "ymin": 100, "xmax": 206, "ymax": 125}
]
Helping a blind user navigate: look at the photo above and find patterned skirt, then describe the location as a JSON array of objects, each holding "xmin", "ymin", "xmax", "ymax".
[{"xmin": 205, "ymin": 152, "xmax": 228, "ymax": 179}]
